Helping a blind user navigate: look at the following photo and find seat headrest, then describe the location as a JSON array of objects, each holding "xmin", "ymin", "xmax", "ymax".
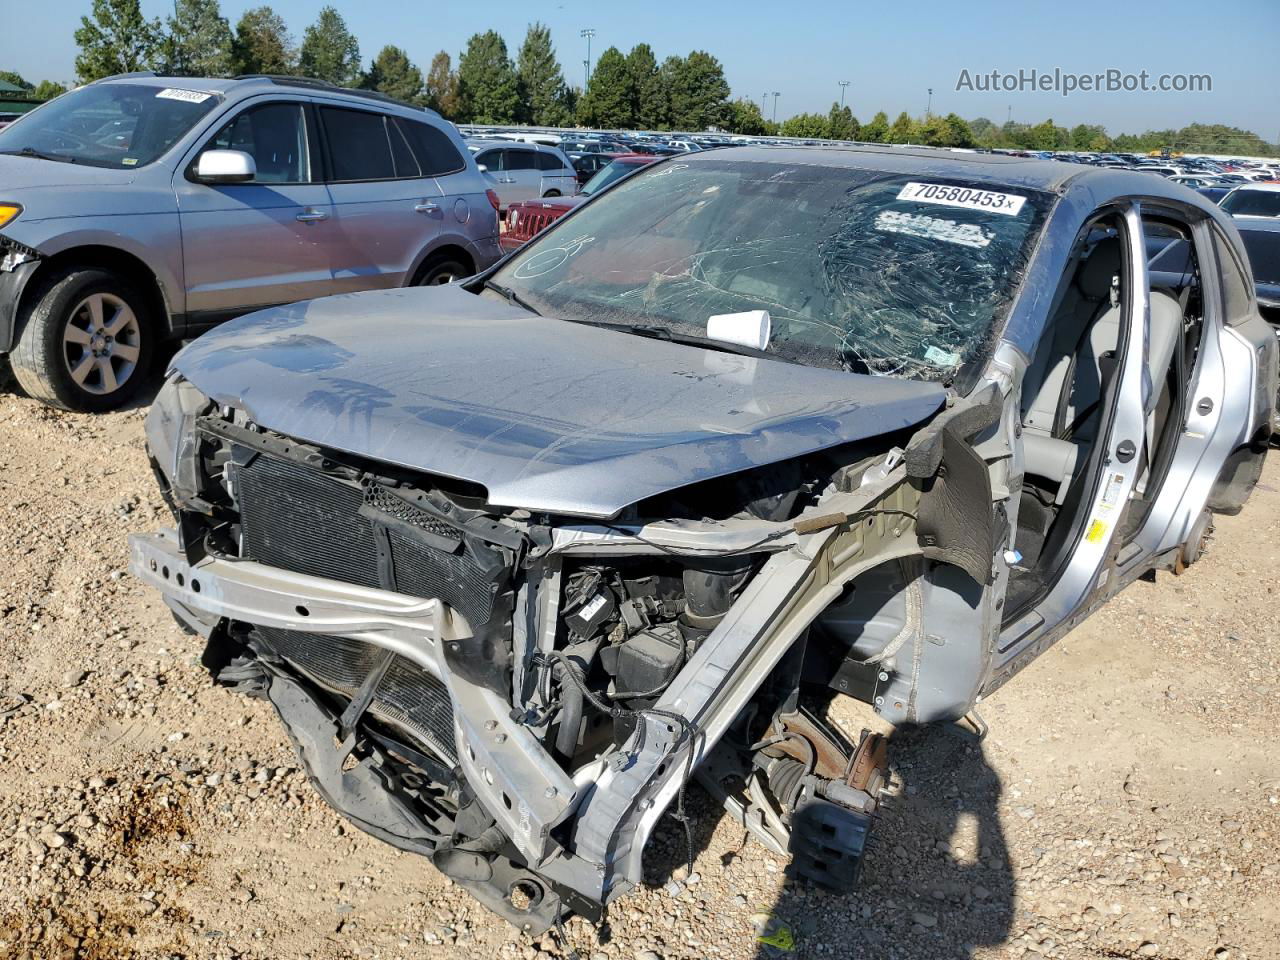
[{"xmin": 1077, "ymin": 237, "xmax": 1122, "ymax": 301}]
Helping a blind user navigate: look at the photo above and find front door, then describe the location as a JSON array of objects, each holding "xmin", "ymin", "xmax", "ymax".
[{"xmin": 175, "ymin": 100, "xmax": 334, "ymax": 319}]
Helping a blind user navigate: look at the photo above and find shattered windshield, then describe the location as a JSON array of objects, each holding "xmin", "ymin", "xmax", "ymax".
[{"xmin": 491, "ymin": 158, "xmax": 1052, "ymax": 380}]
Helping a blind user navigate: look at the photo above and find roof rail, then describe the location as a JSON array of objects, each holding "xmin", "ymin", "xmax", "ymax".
[
  {"xmin": 232, "ymin": 75, "xmax": 440, "ymax": 116},
  {"xmin": 91, "ymin": 70, "xmax": 157, "ymax": 84}
]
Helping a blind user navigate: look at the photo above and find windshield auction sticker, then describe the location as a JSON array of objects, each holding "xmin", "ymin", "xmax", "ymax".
[
  {"xmin": 897, "ymin": 182, "xmax": 1027, "ymax": 216},
  {"xmin": 875, "ymin": 210, "xmax": 993, "ymax": 248},
  {"xmin": 155, "ymin": 88, "xmax": 212, "ymax": 103}
]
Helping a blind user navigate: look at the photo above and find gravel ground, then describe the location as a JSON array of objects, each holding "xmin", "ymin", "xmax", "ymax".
[{"xmin": 0, "ymin": 382, "xmax": 1276, "ymax": 960}]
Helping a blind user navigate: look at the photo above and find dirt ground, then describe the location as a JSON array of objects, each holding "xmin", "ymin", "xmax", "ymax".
[{"xmin": 0, "ymin": 379, "xmax": 1276, "ymax": 960}]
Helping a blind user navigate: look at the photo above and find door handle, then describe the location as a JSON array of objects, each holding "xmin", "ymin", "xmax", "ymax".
[
  {"xmin": 414, "ymin": 202, "xmax": 441, "ymax": 215},
  {"xmin": 296, "ymin": 209, "xmax": 328, "ymax": 223}
]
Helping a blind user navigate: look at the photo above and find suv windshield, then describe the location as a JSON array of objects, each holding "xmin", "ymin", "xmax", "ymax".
[
  {"xmin": 1222, "ymin": 189, "xmax": 1280, "ymax": 218},
  {"xmin": 491, "ymin": 158, "xmax": 1051, "ymax": 380},
  {"xmin": 0, "ymin": 83, "xmax": 221, "ymax": 169}
]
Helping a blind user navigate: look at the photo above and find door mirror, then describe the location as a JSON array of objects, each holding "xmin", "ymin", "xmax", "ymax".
[
  {"xmin": 195, "ymin": 149, "xmax": 256, "ymax": 184},
  {"xmin": 477, "ymin": 164, "xmax": 488, "ymax": 173}
]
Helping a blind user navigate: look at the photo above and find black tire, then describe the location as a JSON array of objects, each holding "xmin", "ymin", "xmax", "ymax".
[
  {"xmin": 412, "ymin": 253, "xmax": 472, "ymax": 287},
  {"xmin": 9, "ymin": 267, "xmax": 155, "ymax": 412}
]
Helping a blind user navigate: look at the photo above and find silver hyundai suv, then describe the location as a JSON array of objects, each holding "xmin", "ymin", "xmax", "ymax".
[{"xmin": 0, "ymin": 73, "xmax": 502, "ymax": 411}]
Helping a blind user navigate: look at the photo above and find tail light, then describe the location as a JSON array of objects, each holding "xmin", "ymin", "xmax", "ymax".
[{"xmin": 486, "ymin": 189, "xmax": 501, "ymax": 212}]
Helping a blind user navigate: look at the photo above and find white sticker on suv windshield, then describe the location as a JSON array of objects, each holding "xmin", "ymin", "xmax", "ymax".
[
  {"xmin": 875, "ymin": 210, "xmax": 993, "ymax": 248},
  {"xmin": 156, "ymin": 88, "xmax": 212, "ymax": 103},
  {"xmin": 897, "ymin": 181, "xmax": 1027, "ymax": 216}
]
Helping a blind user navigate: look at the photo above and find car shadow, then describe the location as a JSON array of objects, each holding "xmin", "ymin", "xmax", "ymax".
[{"xmin": 749, "ymin": 723, "xmax": 1015, "ymax": 959}]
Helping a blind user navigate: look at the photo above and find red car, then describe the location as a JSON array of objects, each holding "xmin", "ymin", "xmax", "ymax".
[{"xmin": 500, "ymin": 154, "xmax": 659, "ymax": 251}]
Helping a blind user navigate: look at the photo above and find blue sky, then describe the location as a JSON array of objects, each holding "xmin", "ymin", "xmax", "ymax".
[{"xmin": 9, "ymin": 0, "xmax": 1278, "ymax": 136}]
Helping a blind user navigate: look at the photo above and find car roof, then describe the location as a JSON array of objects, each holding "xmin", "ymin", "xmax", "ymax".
[
  {"xmin": 678, "ymin": 144, "xmax": 1241, "ymax": 202},
  {"xmin": 1230, "ymin": 182, "xmax": 1280, "ymax": 193},
  {"xmin": 467, "ymin": 138, "xmax": 560, "ymax": 153},
  {"xmin": 93, "ymin": 72, "xmax": 446, "ymax": 121}
]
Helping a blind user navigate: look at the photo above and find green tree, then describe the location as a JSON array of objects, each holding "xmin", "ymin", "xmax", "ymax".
[
  {"xmin": 0, "ymin": 71, "xmax": 31, "ymax": 90},
  {"xmin": 725, "ymin": 98, "xmax": 767, "ymax": 136},
  {"xmin": 516, "ymin": 23, "xmax": 570, "ymax": 126},
  {"xmin": 887, "ymin": 111, "xmax": 918, "ymax": 144},
  {"xmin": 626, "ymin": 43, "xmax": 664, "ymax": 129},
  {"xmin": 861, "ymin": 110, "xmax": 890, "ymax": 143},
  {"xmin": 668, "ymin": 50, "xmax": 729, "ymax": 130},
  {"xmin": 74, "ymin": 0, "xmax": 164, "ymax": 83},
  {"xmin": 362, "ymin": 45, "xmax": 423, "ymax": 103},
  {"xmin": 424, "ymin": 51, "xmax": 460, "ymax": 118},
  {"xmin": 231, "ymin": 6, "xmax": 295, "ymax": 75},
  {"xmin": 457, "ymin": 30, "xmax": 519, "ymax": 124},
  {"xmin": 826, "ymin": 102, "xmax": 858, "ymax": 140},
  {"xmin": 780, "ymin": 112, "xmax": 829, "ymax": 139},
  {"xmin": 655, "ymin": 56, "xmax": 683, "ymax": 130},
  {"xmin": 578, "ymin": 46, "xmax": 632, "ymax": 128},
  {"xmin": 163, "ymin": 0, "xmax": 233, "ymax": 77},
  {"xmin": 1025, "ymin": 117, "xmax": 1063, "ymax": 151},
  {"xmin": 32, "ymin": 80, "xmax": 68, "ymax": 100},
  {"xmin": 298, "ymin": 6, "xmax": 360, "ymax": 86}
]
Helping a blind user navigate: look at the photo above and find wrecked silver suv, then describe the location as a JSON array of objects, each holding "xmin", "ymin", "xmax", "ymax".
[{"xmin": 130, "ymin": 147, "xmax": 1276, "ymax": 933}]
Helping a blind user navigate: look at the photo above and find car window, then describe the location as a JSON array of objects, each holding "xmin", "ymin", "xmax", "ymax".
[
  {"xmin": 386, "ymin": 120, "xmax": 420, "ymax": 178},
  {"xmin": 505, "ymin": 149, "xmax": 538, "ymax": 171},
  {"xmin": 0, "ymin": 81, "xmax": 221, "ymax": 169},
  {"xmin": 536, "ymin": 151, "xmax": 565, "ymax": 172},
  {"xmin": 476, "ymin": 149, "xmax": 503, "ymax": 172},
  {"xmin": 494, "ymin": 161, "xmax": 1053, "ymax": 381},
  {"xmin": 320, "ymin": 107, "xmax": 395, "ymax": 181},
  {"xmin": 1212, "ymin": 229, "xmax": 1255, "ymax": 324},
  {"xmin": 396, "ymin": 119, "xmax": 465, "ymax": 177},
  {"xmin": 206, "ymin": 102, "xmax": 310, "ymax": 183}
]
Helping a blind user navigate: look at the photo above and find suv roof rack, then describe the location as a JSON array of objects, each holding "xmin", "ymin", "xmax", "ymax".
[{"xmin": 232, "ymin": 75, "xmax": 440, "ymax": 117}]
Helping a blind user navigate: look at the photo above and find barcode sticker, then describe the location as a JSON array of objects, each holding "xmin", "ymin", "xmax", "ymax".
[
  {"xmin": 897, "ymin": 182, "xmax": 1027, "ymax": 216},
  {"xmin": 156, "ymin": 88, "xmax": 211, "ymax": 103}
]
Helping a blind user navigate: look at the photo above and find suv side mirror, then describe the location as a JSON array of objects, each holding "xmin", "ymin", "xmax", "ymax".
[
  {"xmin": 477, "ymin": 163, "xmax": 488, "ymax": 173},
  {"xmin": 195, "ymin": 149, "xmax": 256, "ymax": 184}
]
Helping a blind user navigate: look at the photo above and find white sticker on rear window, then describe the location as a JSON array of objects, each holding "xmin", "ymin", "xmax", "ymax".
[
  {"xmin": 875, "ymin": 210, "xmax": 993, "ymax": 248},
  {"xmin": 897, "ymin": 181, "xmax": 1027, "ymax": 216},
  {"xmin": 156, "ymin": 88, "xmax": 211, "ymax": 103}
]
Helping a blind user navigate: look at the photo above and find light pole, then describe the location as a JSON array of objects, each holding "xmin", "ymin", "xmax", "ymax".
[
  {"xmin": 771, "ymin": 91, "xmax": 780, "ymax": 124},
  {"xmin": 838, "ymin": 80, "xmax": 850, "ymax": 108},
  {"xmin": 926, "ymin": 87, "xmax": 933, "ymax": 116},
  {"xmin": 580, "ymin": 28, "xmax": 596, "ymax": 90},
  {"xmin": 763, "ymin": 92, "xmax": 768, "ymax": 116},
  {"xmin": 1007, "ymin": 104, "xmax": 1012, "ymax": 125}
]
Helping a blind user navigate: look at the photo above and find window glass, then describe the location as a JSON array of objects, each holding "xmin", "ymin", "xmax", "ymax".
[
  {"xmin": 476, "ymin": 149, "xmax": 503, "ymax": 172},
  {"xmin": 1213, "ymin": 229, "xmax": 1256, "ymax": 323},
  {"xmin": 396, "ymin": 119, "xmax": 465, "ymax": 177},
  {"xmin": 505, "ymin": 149, "xmax": 538, "ymax": 171},
  {"xmin": 536, "ymin": 151, "xmax": 565, "ymax": 171},
  {"xmin": 208, "ymin": 102, "xmax": 309, "ymax": 183},
  {"xmin": 387, "ymin": 120, "xmax": 420, "ymax": 178},
  {"xmin": 0, "ymin": 82, "xmax": 221, "ymax": 169},
  {"xmin": 321, "ymin": 107, "xmax": 394, "ymax": 181},
  {"xmin": 493, "ymin": 161, "xmax": 1053, "ymax": 380}
]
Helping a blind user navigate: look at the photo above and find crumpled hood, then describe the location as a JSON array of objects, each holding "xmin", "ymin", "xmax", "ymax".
[
  {"xmin": 171, "ymin": 285, "xmax": 946, "ymax": 518},
  {"xmin": 0, "ymin": 154, "xmax": 138, "ymax": 193}
]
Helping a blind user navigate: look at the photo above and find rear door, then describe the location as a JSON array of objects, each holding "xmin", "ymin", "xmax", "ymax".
[
  {"xmin": 176, "ymin": 99, "xmax": 334, "ymax": 318},
  {"xmin": 318, "ymin": 104, "xmax": 445, "ymax": 292},
  {"xmin": 502, "ymin": 147, "xmax": 542, "ymax": 203}
]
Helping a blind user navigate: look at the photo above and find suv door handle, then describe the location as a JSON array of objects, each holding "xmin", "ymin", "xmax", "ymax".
[
  {"xmin": 414, "ymin": 202, "xmax": 441, "ymax": 215},
  {"xmin": 295, "ymin": 209, "xmax": 328, "ymax": 223}
]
